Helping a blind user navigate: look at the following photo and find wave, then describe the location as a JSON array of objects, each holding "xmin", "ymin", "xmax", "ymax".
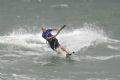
[
  {"xmin": 80, "ymin": 55, "xmax": 120, "ymax": 61},
  {"xmin": 86, "ymin": 78, "xmax": 114, "ymax": 80},
  {"xmin": 107, "ymin": 45, "xmax": 120, "ymax": 51},
  {"xmin": 49, "ymin": 4, "xmax": 69, "ymax": 8},
  {"xmin": 12, "ymin": 74, "xmax": 35, "ymax": 80}
]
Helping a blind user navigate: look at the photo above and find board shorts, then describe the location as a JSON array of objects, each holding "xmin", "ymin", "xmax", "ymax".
[{"xmin": 48, "ymin": 38, "xmax": 60, "ymax": 50}]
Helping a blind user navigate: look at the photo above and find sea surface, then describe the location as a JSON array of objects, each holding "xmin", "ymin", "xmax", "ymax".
[{"xmin": 0, "ymin": 0, "xmax": 120, "ymax": 80}]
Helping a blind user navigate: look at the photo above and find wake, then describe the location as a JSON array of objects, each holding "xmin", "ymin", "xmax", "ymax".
[{"xmin": 0, "ymin": 24, "xmax": 120, "ymax": 60}]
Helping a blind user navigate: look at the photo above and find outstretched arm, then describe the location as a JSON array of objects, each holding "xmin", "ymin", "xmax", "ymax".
[
  {"xmin": 52, "ymin": 28, "xmax": 60, "ymax": 31},
  {"xmin": 47, "ymin": 25, "xmax": 66, "ymax": 40}
]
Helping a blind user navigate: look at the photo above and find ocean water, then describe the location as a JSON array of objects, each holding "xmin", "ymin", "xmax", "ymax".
[{"xmin": 0, "ymin": 0, "xmax": 120, "ymax": 80}]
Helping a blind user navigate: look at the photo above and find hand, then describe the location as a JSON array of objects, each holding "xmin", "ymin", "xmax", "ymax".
[
  {"xmin": 47, "ymin": 35, "xmax": 56, "ymax": 40},
  {"xmin": 51, "ymin": 35, "xmax": 56, "ymax": 39}
]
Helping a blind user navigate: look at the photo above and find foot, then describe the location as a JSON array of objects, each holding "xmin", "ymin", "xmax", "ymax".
[
  {"xmin": 66, "ymin": 53, "xmax": 72, "ymax": 58},
  {"xmin": 66, "ymin": 51, "xmax": 75, "ymax": 55},
  {"xmin": 66, "ymin": 53, "xmax": 72, "ymax": 55},
  {"xmin": 66, "ymin": 53, "xmax": 72, "ymax": 56},
  {"xmin": 72, "ymin": 51, "xmax": 75, "ymax": 54}
]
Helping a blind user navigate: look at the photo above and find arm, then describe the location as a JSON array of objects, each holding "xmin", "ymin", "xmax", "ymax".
[
  {"xmin": 47, "ymin": 25, "xmax": 66, "ymax": 40},
  {"xmin": 46, "ymin": 28, "xmax": 59, "ymax": 40},
  {"xmin": 47, "ymin": 35, "xmax": 56, "ymax": 40},
  {"xmin": 51, "ymin": 28, "xmax": 60, "ymax": 31}
]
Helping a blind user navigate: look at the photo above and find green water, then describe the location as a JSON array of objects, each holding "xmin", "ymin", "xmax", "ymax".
[{"xmin": 0, "ymin": 0, "xmax": 120, "ymax": 80}]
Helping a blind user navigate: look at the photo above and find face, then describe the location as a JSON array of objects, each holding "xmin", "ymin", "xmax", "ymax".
[{"xmin": 41, "ymin": 25, "xmax": 46, "ymax": 32}]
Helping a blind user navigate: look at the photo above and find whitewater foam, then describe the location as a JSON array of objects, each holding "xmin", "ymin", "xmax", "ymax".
[
  {"xmin": 0, "ymin": 25, "xmax": 119, "ymax": 58},
  {"xmin": 59, "ymin": 27, "xmax": 108, "ymax": 52}
]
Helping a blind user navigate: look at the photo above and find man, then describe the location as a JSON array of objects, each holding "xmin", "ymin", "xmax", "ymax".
[{"xmin": 41, "ymin": 25, "xmax": 71, "ymax": 56}]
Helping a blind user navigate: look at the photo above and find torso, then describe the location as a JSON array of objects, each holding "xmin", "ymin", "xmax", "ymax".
[{"xmin": 42, "ymin": 29, "xmax": 53, "ymax": 40}]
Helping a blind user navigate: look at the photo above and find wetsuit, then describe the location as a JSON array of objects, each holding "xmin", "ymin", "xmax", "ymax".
[{"xmin": 42, "ymin": 29, "xmax": 60, "ymax": 50}]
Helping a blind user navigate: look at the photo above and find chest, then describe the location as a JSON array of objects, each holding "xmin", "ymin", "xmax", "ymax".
[{"xmin": 43, "ymin": 31, "xmax": 52, "ymax": 37}]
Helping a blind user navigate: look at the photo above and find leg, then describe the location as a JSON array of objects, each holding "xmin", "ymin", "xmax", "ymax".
[
  {"xmin": 49, "ymin": 38, "xmax": 71, "ymax": 55},
  {"xmin": 59, "ymin": 45, "xmax": 70, "ymax": 54}
]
